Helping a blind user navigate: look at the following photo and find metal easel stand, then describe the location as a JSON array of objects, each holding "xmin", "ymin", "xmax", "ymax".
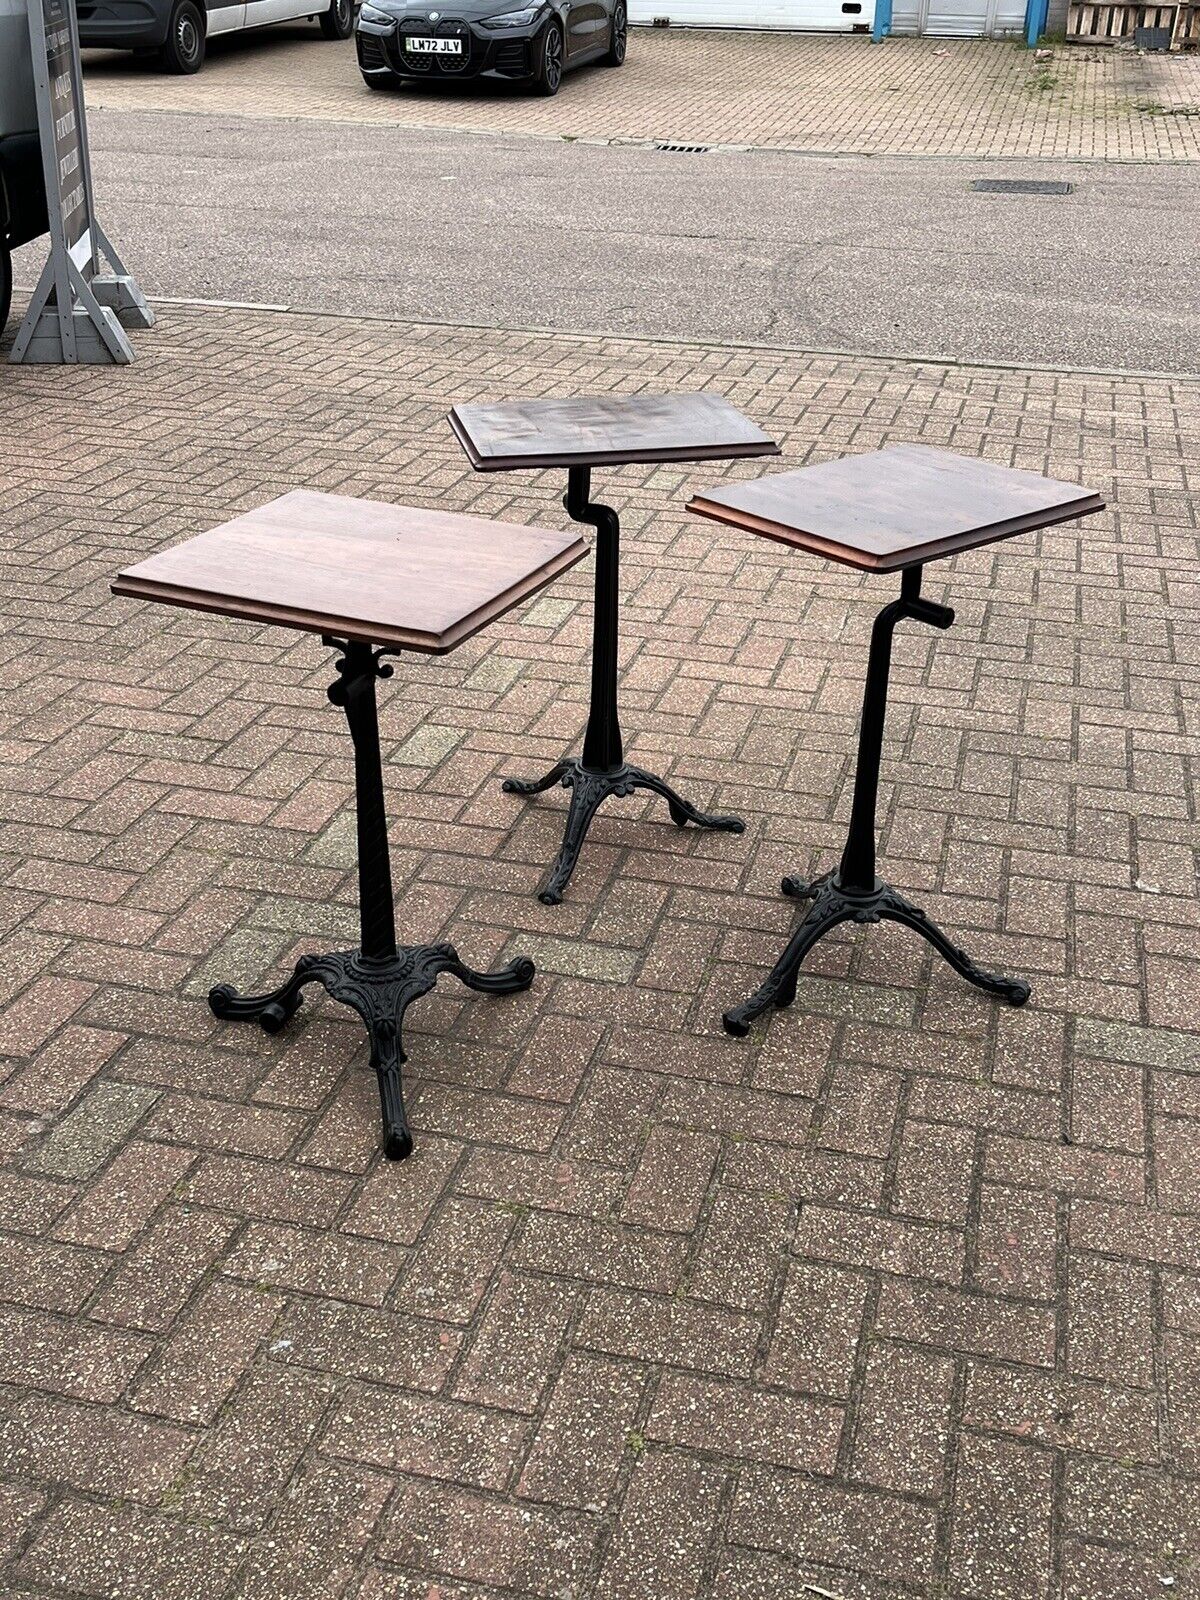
[
  {"xmin": 90, "ymin": 223, "xmax": 155, "ymax": 329},
  {"xmin": 10, "ymin": 223, "xmax": 153, "ymax": 365},
  {"xmin": 723, "ymin": 565, "xmax": 1031, "ymax": 1037}
]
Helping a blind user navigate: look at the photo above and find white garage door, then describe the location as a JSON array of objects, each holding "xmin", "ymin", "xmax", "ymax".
[
  {"xmin": 628, "ymin": 0, "xmax": 873, "ymax": 30},
  {"xmin": 891, "ymin": 0, "xmax": 1023, "ymax": 31}
]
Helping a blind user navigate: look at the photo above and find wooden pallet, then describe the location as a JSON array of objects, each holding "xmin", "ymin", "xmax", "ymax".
[{"xmin": 1066, "ymin": 0, "xmax": 1196, "ymax": 40}]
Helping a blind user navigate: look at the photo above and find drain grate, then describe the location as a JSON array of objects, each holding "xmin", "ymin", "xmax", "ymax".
[
  {"xmin": 654, "ymin": 141, "xmax": 711, "ymax": 154},
  {"xmin": 971, "ymin": 178, "xmax": 1073, "ymax": 195}
]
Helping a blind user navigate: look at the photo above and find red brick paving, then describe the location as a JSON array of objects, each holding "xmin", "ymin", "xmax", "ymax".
[{"xmin": 0, "ymin": 304, "xmax": 1197, "ymax": 1598}]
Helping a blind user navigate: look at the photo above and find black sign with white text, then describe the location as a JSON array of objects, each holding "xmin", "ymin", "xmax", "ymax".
[{"xmin": 37, "ymin": 0, "xmax": 89, "ymax": 251}]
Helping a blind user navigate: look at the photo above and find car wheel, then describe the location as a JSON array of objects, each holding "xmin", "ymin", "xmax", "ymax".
[
  {"xmin": 320, "ymin": 0, "xmax": 353, "ymax": 38},
  {"xmin": 362, "ymin": 69, "xmax": 401, "ymax": 88},
  {"xmin": 603, "ymin": 1, "xmax": 625, "ymax": 64},
  {"xmin": 0, "ymin": 244, "xmax": 12, "ymax": 335},
  {"xmin": 157, "ymin": 0, "xmax": 205, "ymax": 72},
  {"xmin": 533, "ymin": 19, "xmax": 562, "ymax": 96}
]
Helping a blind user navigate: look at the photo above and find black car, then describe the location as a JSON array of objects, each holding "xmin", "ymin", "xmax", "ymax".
[{"xmin": 356, "ymin": 0, "xmax": 625, "ymax": 96}]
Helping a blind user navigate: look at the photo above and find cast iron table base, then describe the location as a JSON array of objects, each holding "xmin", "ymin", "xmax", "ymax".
[
  {"xmin": 208, "ymin": 639, "xmax": 534, "ymax": 1160},
  {"xmin": 722, "ymin": 565, "xmax": 1031, "ymax": 1036},
  {"xmin": 507, "ymin": 466, "xmax": 743, "ymax": 905}
]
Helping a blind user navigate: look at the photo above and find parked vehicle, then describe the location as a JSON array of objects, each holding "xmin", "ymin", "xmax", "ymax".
[
  {"xmin": 356, "ymin": 0, "xmax": 625, "ymax": 96},
  {"xmin": 78, "ymin": 0, "xmax": 355, "ymax": 75},
  {"xmin": 0, "ymin": 0, "xmax": 49, "ymax": 333}
]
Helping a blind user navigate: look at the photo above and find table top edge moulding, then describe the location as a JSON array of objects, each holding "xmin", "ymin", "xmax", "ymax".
[
  {"xmin": 448, "ymin": 390, "xmax": 782, "ymax": 472},
  {"xmin": 686, "ymin": 443, "xmax": 1106, "ymax": 572},
  {"xmin": 110, "ymin": 488, "xmax": 590, "ymax": 653}
]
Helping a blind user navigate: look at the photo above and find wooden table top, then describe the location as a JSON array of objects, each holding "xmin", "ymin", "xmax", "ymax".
[
  {"xmin": 448, "ymin": 392, "xmax": 781, "ymax": 472},
  {"xmin": 111, "ymin": 490, "xmax": 589, "ymax": 653},
  {"xmin": 687, "ymin": 445, "xmax": 1105, "ymax": 572}
]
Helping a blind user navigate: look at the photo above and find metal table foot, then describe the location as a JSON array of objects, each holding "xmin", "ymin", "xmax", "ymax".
[
  {"xmin": 724, "ymin": 565, "xmax": 1030, "ymax": 1035},
  {"xmin": 506, "ymin": 467, "xmax": 743, "ymax": 903},
  {"xmin": 208, "ymin": 638, "xmax": 535, "ymax": 1159},
  {"xmin": 506, "ymin": 756, "xmax": 743, "ymax": 905}
]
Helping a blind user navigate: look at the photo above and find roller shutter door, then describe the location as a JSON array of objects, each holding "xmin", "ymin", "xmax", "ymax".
[{"xmin": 893, "ymin": 0, "xmax": 1024, "ymax": 32}]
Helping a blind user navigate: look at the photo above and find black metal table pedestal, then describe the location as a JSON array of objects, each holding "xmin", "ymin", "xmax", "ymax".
[
  {"xmin": 722, "ymin": 565, "xmax": 1030, "ymax": 1037},
  {"xmin": 505, "ymin": 466, "xmax": 744, "ymax": 905},
  {"xmin": 208, "ymin": 639, "xmax": 534, "ymax": 1160}
]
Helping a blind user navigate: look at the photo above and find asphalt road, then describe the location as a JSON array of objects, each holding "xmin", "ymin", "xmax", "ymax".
[{"xmin": 15, "ymin": 106, "xmax": 1200, "ymax": 373}]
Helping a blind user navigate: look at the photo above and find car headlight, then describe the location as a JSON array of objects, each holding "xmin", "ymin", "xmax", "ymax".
[
  {"xmin": 480, "ymin": 3, "xmax": 541, "ymax": 25},
  {"xmin": 359, "ymin": 3, "xmax": 395, "ymax": 23}
]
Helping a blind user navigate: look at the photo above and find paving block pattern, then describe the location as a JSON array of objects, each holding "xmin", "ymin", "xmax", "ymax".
[
  {"xmin": 81, "ymin": 31, "xmax": 1200, "ymax": 161},
  {"xmin": 0, "ymin": 303, "xmax": 1198, "ymax": 1598}
]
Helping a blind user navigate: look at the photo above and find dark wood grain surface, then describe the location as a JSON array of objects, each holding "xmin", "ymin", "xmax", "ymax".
[
  {"xmin": 449, "ymin": 392, "xmax": 780, "ymax": 471},
  {"xmin": 111, "ymin": 490, "xmax": 589, "ymax": 652},
  {"xmin": 687, "ymin": 445, "xmax": 1105, "ymax": 571}
]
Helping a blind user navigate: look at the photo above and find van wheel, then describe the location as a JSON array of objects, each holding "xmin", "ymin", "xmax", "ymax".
[
  {"xmin": 0, "ymin": 246, "xmax": 12, "ymax": 334},
  {"xmin": 320, "ymin": 0, "xmax": 353, "ymax": 37},
  {"xmin": 157, "ymin": 0, "xmax": 205, "ymax": 71}
]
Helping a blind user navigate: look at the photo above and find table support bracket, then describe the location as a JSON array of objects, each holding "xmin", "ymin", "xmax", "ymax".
[
  {"xmin": 722, "ymin": 565, "xmax": 1030, "ymax": 1035},
  {"xmin": 209, "ymin": 638, "xmax": 534, "ymax": 1160},
  {"xmin": 503, "ymin": 466, "xmax": 743, "ymax": 904}
]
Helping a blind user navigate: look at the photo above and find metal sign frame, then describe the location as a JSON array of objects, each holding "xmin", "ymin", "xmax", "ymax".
[{"xmin": 10, "ymin": 0, "xmax": 153, "ymax": 364}]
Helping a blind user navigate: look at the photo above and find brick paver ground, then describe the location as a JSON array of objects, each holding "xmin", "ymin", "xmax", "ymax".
[
  {"xmin": 1, "ymin": 302, "xmax": 1198, "ymax": 1599},
  {"xmin": 83, "ymin": 30, "xmax": 1200, "ymax": 160}
]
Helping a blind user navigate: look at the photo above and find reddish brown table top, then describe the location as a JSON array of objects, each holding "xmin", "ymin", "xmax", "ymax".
[
  {"xmin": 687, "ymin": 444, "xmax": 1105, "ymax": 572},
  {"xmin": 111, "ymin": 490, "xmax": 589, "ymax": 653},
  {"xmin": 448, "ymin": 391, "xmax": 780, "ymax": 472}
]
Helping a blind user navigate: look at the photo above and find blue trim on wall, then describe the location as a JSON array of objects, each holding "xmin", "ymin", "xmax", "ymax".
[
  {"xmin": 872, "ymin": 0, "xmax": 891, "ymax": 39},
  {"xmin": 1025, "ymin": 0, "xmax": 1049, "ymax": 43}
]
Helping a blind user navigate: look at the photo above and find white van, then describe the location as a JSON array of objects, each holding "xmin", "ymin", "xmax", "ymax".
[
  {"xmin": 0, "ymin": 0, "xmax": 48, "ymax": 332},
  {"xmin": 78, "ymin": 0, "xmax": 354, "ymax": 74}
]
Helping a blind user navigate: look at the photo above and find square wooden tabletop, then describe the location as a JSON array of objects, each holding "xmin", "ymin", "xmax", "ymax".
[
  {"xmin": 687, "ymin": 444, "xmax": 1106, "ymax": 572},
  {"xmin": 111, "ymin": 490, "xmax": 589, "ymax": 653},
  {"xmin": 448, "ymin": 392, "xmax": 781, "ymax": 472}
]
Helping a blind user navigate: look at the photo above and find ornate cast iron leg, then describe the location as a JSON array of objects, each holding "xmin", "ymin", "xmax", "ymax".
[
  {"xmin": 723, "ymin": 873, "xmax": 852, "ymax": 1036},
  {"xmin": 533, "ymin": 766, "xmax": 614, "ymax": 907},
  {"xmin": 209, "ymin": 956, "xmax": 324, "ymax": 1034},
  {"xmin": 502, "ymin": 760, "xmax": 570, "ymax": 799},
  {"xmin": 723, "ymin": 566, "xmax": 1030, "ymax": 1036},
  {"xmin": 208, "ymin": 640, "xmax": 536, "ymax": 1160},
  {"xmin": 504, "ymin": 466, "xmax": 744, "ymax": 903},
  {"xmin": 624, "ymin": 766, "xmax": 743, "ymax": 833},
  {"xmin": 877, "ymin": 889, "xmax": 1030, "ymax": 1006}
]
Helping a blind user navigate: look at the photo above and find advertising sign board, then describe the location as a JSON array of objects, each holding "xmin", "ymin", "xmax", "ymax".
[
  {"xmin": 41, "ymin": 0, "xmax": 89, "ymax": 253},
  {"xmin": 10, "ymin": 0, "xmax": 153, "ymax": 364}
]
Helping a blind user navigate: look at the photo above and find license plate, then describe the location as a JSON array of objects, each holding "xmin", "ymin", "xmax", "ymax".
[{"xmin": 407, "ymin": 35, "xmax": 462, "ymax": 52}]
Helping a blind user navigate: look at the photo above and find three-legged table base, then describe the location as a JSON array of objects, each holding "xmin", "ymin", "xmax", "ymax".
[
  {"xmin": 505, "ymin": 756, "xmax": 743, "ymax": 905},
  {"xmin": 210, "ymin": 944, "xmax": 534, "ymax": 1159},
  {"xmin": 722, "ymin": 871, "xmax": 1030, "ymax": 1036}
]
